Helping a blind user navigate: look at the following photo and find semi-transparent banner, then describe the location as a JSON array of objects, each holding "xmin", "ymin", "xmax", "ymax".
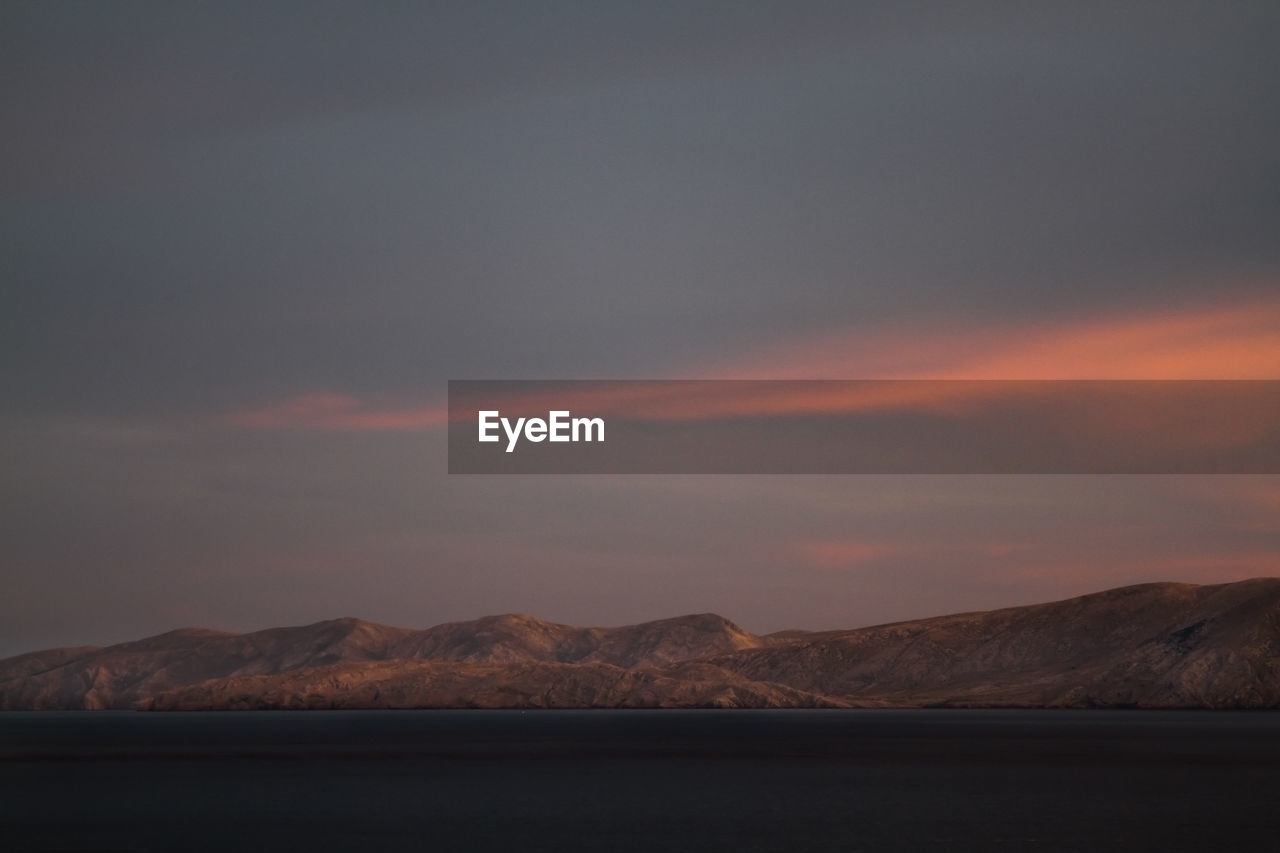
[{"xmin": 448, "ymin": 380, "xmax": 1280, "ymax": 474}]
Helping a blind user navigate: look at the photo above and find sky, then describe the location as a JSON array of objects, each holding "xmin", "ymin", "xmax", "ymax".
[{"xmin": 2, "ymin": 1, "xmax": 1278, "ymax": 656}]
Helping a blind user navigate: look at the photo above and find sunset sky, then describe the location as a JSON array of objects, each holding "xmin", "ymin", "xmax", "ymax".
[{"xmin": 3, "ymin": 2, "xmax": 1278, "ymax": 656}]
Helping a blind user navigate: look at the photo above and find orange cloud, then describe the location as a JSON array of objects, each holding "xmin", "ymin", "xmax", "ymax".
[
  {"xmin": 697, "ymin": 296, "xmax": 1280, "ymax": 380},
  {"xmin": 448, "ymin": 296, "xmax": 1280, "ymax": 426},
  {"xmin": 223, "ymin": 294, "xmax": 1279, "ymax": 432},
  {"xmin": 452, "ymin": 379, "xmax": 997, "ymax": 422}
]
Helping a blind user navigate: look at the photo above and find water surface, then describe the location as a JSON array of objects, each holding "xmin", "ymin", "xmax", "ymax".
[{"xmin": 3, "ymin": 710, "xmax": 1277, "ymax": 851}]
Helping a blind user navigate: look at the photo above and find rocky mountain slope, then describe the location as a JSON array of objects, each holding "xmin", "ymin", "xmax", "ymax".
[
  {"xmin": 0, "ymin": 613, "xmax": 765, "ymax": 709},
  {"xmin": 3, "ymin": 579, "xmax": 1278, "ymax": 710},
  {"xmin": 138, "ymin": 660, "xmax": 842, "ymax": 711},
  {"xmin": 711, "ymin": 578, "xmax": 1280, "ymax": 709}
]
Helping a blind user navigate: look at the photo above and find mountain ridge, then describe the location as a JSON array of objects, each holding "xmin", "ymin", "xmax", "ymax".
[{"xmin": 3, "ymin": 579, "xmax": 1278, "ymax": 710}]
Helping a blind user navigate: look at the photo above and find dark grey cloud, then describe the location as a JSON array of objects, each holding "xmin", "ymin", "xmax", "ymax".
[
  {"xmin": 1, "ymin": 2, "xmax": 1277, "ymax": 655},
  {"xmin": 4, "ymin": 1, "xmax": 1278, "ymax": 415}
]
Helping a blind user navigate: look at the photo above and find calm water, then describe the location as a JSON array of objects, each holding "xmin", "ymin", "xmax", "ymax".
[{"xmin": 2, "ymin": 710, "xmax": 1278, "ymax": 851}]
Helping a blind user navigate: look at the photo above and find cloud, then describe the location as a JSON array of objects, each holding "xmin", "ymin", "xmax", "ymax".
[
  {"xmin": 788, "ymin": 539, "xmax": 1036, "ymax": 571},
  {"xmin": 1001, "ymin": 552, "xmax": 1280, "ymax": 587},
  {"xmin": 789, "ymin": 541, "xmax": 899, "ymax": 570},
  {"xmin": 697, "ymin": 295, "xmax": 1280, "ymax": 380},
  {"xmin": 223, "ymin": 295, "xmax": 1279, "ymax": 443},
  {"xmin": 224, "ymin": 392, "xmax": 447, "ymax": 431}
]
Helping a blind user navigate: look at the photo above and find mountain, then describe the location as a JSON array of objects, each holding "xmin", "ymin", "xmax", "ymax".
[
  {"xmin": 387, "ymin": 612, "xmax": 760, "ymax": 668},
  {"xmin": 710, "ymin": 578, "xmax": 1280, "ymax": 709},
  {"xmin": 137, "ymin": 660, "xmax": 842, "ymax": 711},
  {"xmin": 2, "ymin": 579, "xmax": 1278, "ymax": 710},
  {"xmin": 0, "ymin": 613, "xmax": 763, "ymax": 710}
]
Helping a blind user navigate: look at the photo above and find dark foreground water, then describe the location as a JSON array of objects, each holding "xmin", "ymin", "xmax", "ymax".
[{"xmin": 2, "ymin": 710, "xmax": 1278, "ymax": 852}]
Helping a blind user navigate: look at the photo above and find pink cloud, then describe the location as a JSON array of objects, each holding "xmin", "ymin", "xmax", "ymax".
[{"xmin": 790, "ymin": 541, "xmax": 898, "ymax": 569}]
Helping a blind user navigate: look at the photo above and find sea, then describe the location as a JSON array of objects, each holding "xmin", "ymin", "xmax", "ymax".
[{"xmin": 2, "ymin": 709, "xmax": 1278, "ymax": 851}]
